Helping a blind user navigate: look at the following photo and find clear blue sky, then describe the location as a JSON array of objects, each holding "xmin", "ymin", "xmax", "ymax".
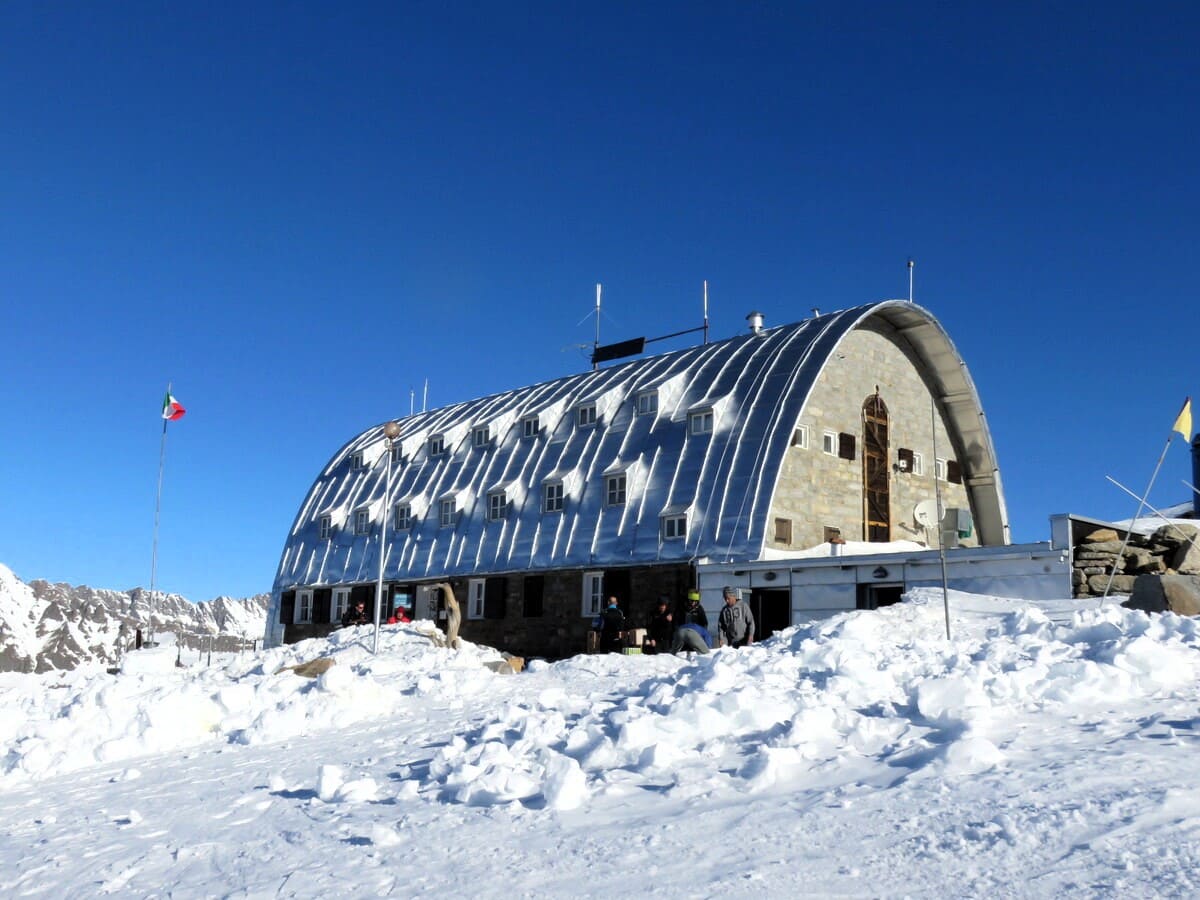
[{"xmin": 2, "ymin": 3, "xmax": 1196, "ymax": 600}]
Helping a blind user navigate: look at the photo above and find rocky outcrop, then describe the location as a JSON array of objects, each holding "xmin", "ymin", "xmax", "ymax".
[
  {"xmin": 1071, "ymin": 523, "xmax": 1200, "ymax": 606},
  {"xmin": 0, "ymin": 564, "xmax": 267, "ymax": 673},
  {"xmin": 1124, "ymin": 575, "xmax": 1200, "ymax": 616}
]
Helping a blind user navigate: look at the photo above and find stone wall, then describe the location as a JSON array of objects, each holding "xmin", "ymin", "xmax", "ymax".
[
  {"xmin": 1072, "ymin": 523, "xmax": 1200, "ymax": 601},
  {"xmin": 770, "ymin": 321, "xmax": 974, "ymax": 549}
]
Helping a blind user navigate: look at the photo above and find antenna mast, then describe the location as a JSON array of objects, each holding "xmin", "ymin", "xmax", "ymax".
[
  {"xmin": 703, "ymin": 280, "xmax": 710, "ymax": 344},
  {"xmin": 422, "ymin": 378, "xmax": 428, "ymax": 413},
  {"xmin": 593, "ymin": 283, "xmax": 602, "ymax": 371},
  {"xmin": 908, "ymin": 258, "xmax": 914, "ymax": 303}
]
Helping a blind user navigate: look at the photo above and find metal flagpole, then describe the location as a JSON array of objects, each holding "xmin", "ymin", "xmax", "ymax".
[
  {"xmin": 931, "ymin": 394, "xmax": 951, "ymax": 640},
  {"xmin": 1101, "ymin": 428, "xmax": 1182, "ymax": 601},
  {"xmin": 1104, "ymin": 475, "xmax": 1198, "ymax": 545},
  {"xmin": 148, "ymin": 391, "xmax": 170, "ymax": 647},
  {"xmin": 373, "ymin": 421, "xmax": 401, "ymax": 654}
]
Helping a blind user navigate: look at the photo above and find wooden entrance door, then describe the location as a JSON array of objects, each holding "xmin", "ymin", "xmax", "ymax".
[{"xmin": 863, "ymin": 394, "xmax": 890, "ymax": 542}]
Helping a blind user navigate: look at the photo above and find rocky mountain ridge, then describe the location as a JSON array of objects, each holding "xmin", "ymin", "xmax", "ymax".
[{"xmin": 0, "ymin": 563, "xmax": 267, "ymax": 673}]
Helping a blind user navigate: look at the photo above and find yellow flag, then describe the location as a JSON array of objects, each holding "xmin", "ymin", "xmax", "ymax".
[{"xmin": 1173, "ymin": 397, "xmax": 1192, "ymax": 439}]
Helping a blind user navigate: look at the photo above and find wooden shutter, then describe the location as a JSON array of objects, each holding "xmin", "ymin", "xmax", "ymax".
[
  {"xmin": 947, "ymin": 460, "xmax": 963, "ymax": 484},
  {"xmin": 523, "ymin": 576, "xmax": 545, "ymax": 618},
  {"xmin": 484, "ymin": 577, "xmax": 507, "ymax": 619},
  {"xmin": 774, "ymin": 517, "xmax": 792, "ymax": 544},
  {"xmin": 838, "ymin": 432, "xmax": 856, "ymax": 460},
  {"xmin": 279, "ymin": 591, "xmax": 295, "ymax": 624}
]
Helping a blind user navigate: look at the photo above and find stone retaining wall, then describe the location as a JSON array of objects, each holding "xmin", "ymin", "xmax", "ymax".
[{"xmin": 1073, "ymin": 523, "xmax": 1200, "ymax": 614}]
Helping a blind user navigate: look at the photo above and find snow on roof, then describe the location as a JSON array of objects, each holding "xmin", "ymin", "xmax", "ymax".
[{"xmin": 274, "ymin": 301, "xmax": 1006, "ymax": 590}]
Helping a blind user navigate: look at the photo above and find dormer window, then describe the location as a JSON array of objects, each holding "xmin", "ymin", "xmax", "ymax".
[
  {"xmin": 429, "ymin": 434, "xmax": 446, "ymax": 457},
  {"xmin": 522, "ymin": 415, "xmax": 540, "ymax": 438},
  {"xmin": 488, "ymin": 491, "xmax": 508, "ymax": 521},
  {"xmin": 319, "ymin": 515, "xmax": 332, "ymax": 540},
  {"xmin": 349, "ymin": 451, "xmax": 366, "ymax": 470},
  {"xmin": 689, "ymin": 409, "xmax": 714, "ymax": 435},
  {"xmin": 661, "ymin": 513, "xmax": 687, "ymax": 540},
  {"xmin": 577, "ymin": 404, "xmax": 597, "ymax": 428},
  {"xmin": 473, "ymin": 425, "xmax": 491, "ymax": 448},
  {"xmin": 636, "ymin": 391, "xmax": 658, "ymax": 416},
  {"xmin": 439, "ymin": 498, "xmax": 456, "ymax": 527},
  {"xmin": 353, "ymin": 508, "xmax": 371, "ymax": 535},
  {"xmin": 544, "ymin": 482, "xmax": 564, "ymax": 513},
  {"xmin": 605, "ymin": 472, "xmax": 626, "ymax": 507},
  {"xmin": 390, "ymin": 444, "xmax": 404, "ymax": 465},
  {"xmin": 393, "ymin": 503, "xmax": 411, "ymax": 530}
]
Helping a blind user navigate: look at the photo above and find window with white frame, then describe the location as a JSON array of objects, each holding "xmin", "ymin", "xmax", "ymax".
[
  {"xmin": 428, "ymin": 434, "xmax": 445, "ymax": 456},
  {"xmin": 662, "ymin": 514, "xmax": 687, "ymax": 540},
  {"xmin": 935, "ymin": 457, "xmax": 947, "ymax": 480},
  {"xmin": 911, "ymin": 452, "xmax": 925, "ymax": 476},
  {"xmin": 488, "ymin": 491, "xmax": 507, "ymax": 521},
  {"xmin": 349, "ymin": 451, "xmax": 365, "ymax": 470},
  {"xmin": 822, "ymin": 431, "xmax": 837, "ymax": 455},
  {"xmin": 296, "ymin": 589, "xmax": 313, "ymax": 624},
  {"xmin": 582, "ymin": 571, "xmax": 603, "ymax": 617},
  {"xmin": 689, "ymin": 409, "xmax": 714, "ymax": 435},
  {"xmin": 577, "ymin": 403, "xmax": 596, "ymax": 427},
  {"xmin": 544, "ymin": 482, "xmax": 564, "ymax": 513},
  {"xmin": 636, "ymin": 391, "xmax": 658, "ymax": 416},
  {"xmin": 473, "ymin": 425, "xmax": 490, "ymax": 447},
  {"xmin": 393, "ymin": 503, "xmax": 411, "ymax": 530},
  {"xmin": 522, "ymin": 415, "xmax": 539, "ymax": 438},
  {"xmin": 333, "ymin": 588, "xmax": 350, "ymax": 622},
  {"xmin": 319, "ymin": 515, "xmax": 332, "ymax": 540},
  {"xmin": 390, "ymin": 444, "xmax": 404, "ymax": 465},
  {"xmin": 791, "ymin": 425, "xmax": 809, "ymax": 449},
  {"xmin": 354, "ymin": 508, "xmax": 370, "ymax": 535},
  {"xmin": 439, "ymin": 498, "xmax": 456, "ymax": 527},
  {"xmin": 468, "ymin": 578, "xmax": 486, "ymax": 620},
  {"xmin": 605, "ymin": 473, "xmax": 626, "ymax": 506}
]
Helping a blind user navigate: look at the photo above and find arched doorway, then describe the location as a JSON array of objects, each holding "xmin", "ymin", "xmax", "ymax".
[{"xmin": 863, "ymin": 393, "xmax": 890, "ymax": 541}]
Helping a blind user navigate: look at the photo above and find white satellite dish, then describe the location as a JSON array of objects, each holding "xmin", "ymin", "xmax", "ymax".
[{"xmin": 914, "ymin": 499, "xmax": 940, "ymax": 530}]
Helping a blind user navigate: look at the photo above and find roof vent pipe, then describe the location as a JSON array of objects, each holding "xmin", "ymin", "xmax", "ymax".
[{"xmin": 746, "ymin": 311, "xmax": 764, "ymax": 334}]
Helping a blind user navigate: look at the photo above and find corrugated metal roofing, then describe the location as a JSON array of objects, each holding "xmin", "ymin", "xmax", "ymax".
[{"xmin": 272, "ymin": 301, "xmax": 1007, "ymax": 590}]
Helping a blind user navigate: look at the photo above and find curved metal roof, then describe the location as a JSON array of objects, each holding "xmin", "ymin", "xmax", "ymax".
[{"xmin": 272, "ymin": 301, "xmax": 1007, "ymax": 590}]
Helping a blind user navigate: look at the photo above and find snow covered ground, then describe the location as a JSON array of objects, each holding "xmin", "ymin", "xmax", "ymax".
[{"xmin": 3, "ymin": 589, "xmax": 1200, "ymax": 897}]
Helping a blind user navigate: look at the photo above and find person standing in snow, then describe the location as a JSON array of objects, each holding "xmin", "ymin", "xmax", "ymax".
[
  {"xmin": 598, "ymin": 596, "xmax": 626, "ymax": 653},
  {"xmin": 342, "ymin": 599, "xmax": 369, "ymax": 627},
  {"xmin": 645, "ymin": 597, "xmax": 674, "ymax": 654},
  {"xmin": 717, "ymin": 586, "xmax": 755, "ymax": 648},
  {"xmin": 681, "ymin": 590, "xmax": 708, "ymax": 630}
]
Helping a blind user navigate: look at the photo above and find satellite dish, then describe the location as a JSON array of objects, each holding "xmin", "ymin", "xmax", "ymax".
[{"xmin": 914, "ymin": 500, "xmax": 940, "ymax": 530}]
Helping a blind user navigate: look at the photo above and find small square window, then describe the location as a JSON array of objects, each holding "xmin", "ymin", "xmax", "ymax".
[
  {"xmin": 473, "ymin": 425, "xmax": 490, "ymax": 448},
  {"xmin": 605, "ymin": 473, "xmax": 626, "ymax": 506},
  {"xmin": 935, "ymin": 458, "xmax": 947, "ymax": 481},
  {"xmin": 823, "ymin": 525, "xmax": 842, "ymax": 543},
  {"xmin": 774, "ymin": 517, "xmax": 793, "ymax": 544},
  {"xmin": 319, "ymin": 515, "xmax": 332, "ymax": 541},
  {"xmin": 439, "ymin": 498, "xmax": 456, "ymax": 527},
  {"xmin": 544, "ymin": 482, "xmax": 564, "ymax": 513},
  {"xmin": 662, "ymin": 514, "xmax": 687, "ymax": 540},
  {"xmin": 577, "ymin": 404, "xmax": 597, "ymax": 427},
  {"xmin": 349, "ymin": 451, "xmax": 365, "ymax": 470},
  {"xmin": 689, "ymin": 410, "xmax": 713, "ymax": 435},
  {"xmin": 429, "ymin": 434, "xmax": 445, "ymax": 456},
  {"xmin": 522, "ymin": 416, "xmax": 540, "ymax": 438},
  {"xmin": 393, "ymin": 503, "xmax": 411, "ymax": 530},
  {"xmin": 488, "ymin": 491, "xmax": 507, "ymax": 521},
  {"xmin": 636, "ymin": 391, "xmax": 658, "ymax": 416},
  {"xmin": 791, "ymin": 425, "xmax": 809, "ymax": 449},
  {"xmin": 354, "ymin": 509, "xmax": 371, "ymax": 535},
  {"xmin": 822, "ymin": 431, "xmax": 837, "ymax": 455}
]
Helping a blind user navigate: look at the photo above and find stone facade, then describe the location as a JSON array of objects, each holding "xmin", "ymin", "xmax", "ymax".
[
  {"xmin": 1071, "ymin": 523, "xmax": 1200, "ymax": 599},
  {"xmin": 768, "ymin": 321, "xmax": 974, "ymax": 550}
]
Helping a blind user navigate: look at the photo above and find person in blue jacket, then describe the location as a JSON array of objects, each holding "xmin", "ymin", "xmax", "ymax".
[{"xmin": 670, "ymin": 622, "xmax": 711, "ymax": 655}]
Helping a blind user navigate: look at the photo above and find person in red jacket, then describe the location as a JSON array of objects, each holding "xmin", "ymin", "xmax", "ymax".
[{"xmin": 387, "ymin": 606, "xmax": 411, "ymax": 625}]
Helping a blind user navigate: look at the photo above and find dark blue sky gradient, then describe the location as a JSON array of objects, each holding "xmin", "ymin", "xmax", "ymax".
[{"xmin": 2, "ymin": 3, "xmax": 1197, "ymax": 599}]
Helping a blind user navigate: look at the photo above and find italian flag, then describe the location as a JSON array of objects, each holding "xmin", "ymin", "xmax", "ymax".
[{"xmin": 162, "ymin": 392, "xmax": 186, "ymax": 421}]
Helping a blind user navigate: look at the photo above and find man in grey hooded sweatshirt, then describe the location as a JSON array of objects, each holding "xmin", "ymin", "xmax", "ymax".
[{"xmin": 717, "ymin": 586, "xmax": 755, "ymax": 648}]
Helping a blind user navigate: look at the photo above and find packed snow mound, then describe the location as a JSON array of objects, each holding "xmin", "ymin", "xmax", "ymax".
[
  {"xmin": 3, "ymin": 589, "xmax": 1199, "ymax": 811},
  {"xmin": 0, "ymin": 621, "xmax": 505, "ymax": 788}
]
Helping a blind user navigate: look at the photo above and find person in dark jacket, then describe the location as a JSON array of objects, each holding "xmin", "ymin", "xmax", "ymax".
[
  {"xmin": 342, "ymin": 599, "xmax": 369, "ymax": 628},
  {"xmin": 681, "ymin": 591, "xmax": 708, "ymax": 629},
  {"xmin": 645, "ymin": 597, "xmax": 674, "ymax": 654},
  {"xmin": 717, "ymin": 586, "xmax": 755, "ymax": 648},
  {"xmin": 598, "ymin": 596, "xmax": 626, "ymax": 653}
]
